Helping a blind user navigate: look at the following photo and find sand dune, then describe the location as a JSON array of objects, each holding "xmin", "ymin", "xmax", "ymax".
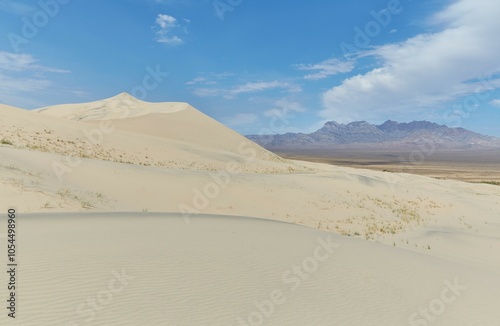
[
  {"xmin": 2, "ymin": 94, "xmax": 299, "ymax": 173},
  {"xmin": 1, "ymin": 94, "xmax": 500, "ymax": 325},
  {"xmin": 0, "ymin": 213, "xmax": 499, "ymax": 326},
  {"xmin": 36, "ymin": 93, "xmax": 284, "ymax": 160}
]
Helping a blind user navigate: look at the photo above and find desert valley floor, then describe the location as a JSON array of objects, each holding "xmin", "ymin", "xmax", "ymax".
[{"xmin": 275, "ymin": 148, "xmax": 500, "ymax": 184}]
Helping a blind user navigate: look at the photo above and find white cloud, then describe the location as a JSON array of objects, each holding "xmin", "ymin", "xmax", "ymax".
[
  {"xmin": 154, "ymin": 14, "xmax": 185, "ymax": 45},
  {"xmin": 186, "ymin": 77, "xmax": 208, "ymax": 85},
  {"xmin": 0, "ymin": 52, "xmax": 69, "ymax": 73},
  {"xmin": 156, "ymin": 14, "xmax": 176, "ymax": 29},
  {"xmin": 264, "ymin": 99, "xmax": 305, "ymax": 118},
  {"xmin": 295, "ymin": 58, "xmax": 355, "ymax": 80},
  {"xmin": 0, "ymin": 52, "xmax": 68, "ymax": 108},
  {"xmin": 191, "ymin": 88, "xmax": 220, "ymax": 97},
  {"xmin": 491, "ymin": 99, "xmax": 500, "ymax": 107},
  {"xmin": 222, "ymin": 113, "xmax": 259, "ymax": 127},
  {"xmin": 192, "ymin": 80, "xmax": 302, "ymax": 99},
  {"xmin": 185, "ymin": 72, "xmax": 232, "ymax": 85},
  {"xmin": 232, "ymin": 81, "xmax": 301, "ymax": 95},
  {"xmin": 321, "ymin": 0, "xmax": 500, "ymax": 122}
]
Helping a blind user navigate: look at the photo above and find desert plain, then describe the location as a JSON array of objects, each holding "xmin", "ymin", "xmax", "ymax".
[{"xmin": 275, "ymin": 148, "xmax": 500, "ymax": 184}]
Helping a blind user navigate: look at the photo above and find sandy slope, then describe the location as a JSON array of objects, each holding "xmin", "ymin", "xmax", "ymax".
[
  {"xmin": 37, "ymin": 93, "xmax": 275, "ymax": 156},
  {"xmin": 1, "ymin": 94, "xmax": 500, "ymax": 325},
  {"xmin": 2, "ymin": 95, "xmax": 299, "ymax": 173},
  {"xmin": 0, "ymin": 213, "xmax": 499, "ymax": 326}
]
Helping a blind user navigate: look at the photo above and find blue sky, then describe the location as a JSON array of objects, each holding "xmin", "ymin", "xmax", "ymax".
[{"xmin": 1, "ymin": 0, "xmax": 500, "ymax": 136}]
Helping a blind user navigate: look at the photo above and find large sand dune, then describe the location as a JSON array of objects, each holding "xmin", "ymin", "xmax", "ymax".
[
  {"xmin": 1, "ymin": 94, "xmax": 499, "ymax": 325},
  {"xmin": 2, "ymin": 94, "xmax": 298, "ymax": 173},
  {"xmin": 35, "ymin": 92, "xmax": 289, "ymax": 161},
  {"xmin": 37, "ymin": 93, "xmax": 273, "ymax": 155}
]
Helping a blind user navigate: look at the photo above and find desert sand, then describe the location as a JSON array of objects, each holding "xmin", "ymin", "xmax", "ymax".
[{"xmin": 1, "ymin": 94, "xmax": 499, "ymax": 325}]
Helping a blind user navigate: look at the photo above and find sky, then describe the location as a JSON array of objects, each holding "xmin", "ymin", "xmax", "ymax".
[{"xmin": 1, "ymin": 0, "xmax": 500, "ymax": 137}]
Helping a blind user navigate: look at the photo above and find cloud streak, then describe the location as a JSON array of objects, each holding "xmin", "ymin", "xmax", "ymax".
[
  {"xmin": 222, "ymin": 113, "xmax": 259, "ymax": 127},
  {"xmin": 295, "ymin": 58, "xmax": 355, "ymax": 80},
  {"xmin": 0, "ymin": 52, "xmax": 69, "ymax": 73},
  {"xmin": 192, "ymin": 80, "xmax": 302, "ymax": 99},
  {"xmin": 491, "ymin": 99, "xmax": 500, "ymax": 107}
]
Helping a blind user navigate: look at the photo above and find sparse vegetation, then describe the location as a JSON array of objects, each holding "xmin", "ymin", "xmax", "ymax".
[
  {"xmin": 480, "ymin": 181, "xmax": 500, "ymax": 186},
  {"xmin": 81, "ymin": 201, "xmax": 93, "ymax": 209},
  {"xmin": 42, "ymin": 202, "xmax": 54, "ymax": 209},
  {"xmin": 1, "ymin": 138, "xmax": 13, "ymax": 145},
  {"xmin": 393, "ymin": 206, "xmax": 421, "ymax": 223}
]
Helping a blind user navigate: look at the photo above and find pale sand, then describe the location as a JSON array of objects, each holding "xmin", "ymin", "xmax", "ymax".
[
  {"xmin": 1, "ymin": 94, "xmax": 499, "ymax": 325},
  {"xmin": 1, "ymin": 213, "xmax": 499, "ymax": 325}
]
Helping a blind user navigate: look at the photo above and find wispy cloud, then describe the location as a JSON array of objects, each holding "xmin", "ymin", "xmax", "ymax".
[
  {"xmin": 0, "ymin": 52, "xmax": 69, "ymax": 73},
  {"xmin": 264, "ymin": 99, "xmax": 305, "ymax": 118},
  {"xmin": 192, "ymin": 80, "xmax": 302, "ymax": 99},
  {"xmin": 321, "ymin": 0, "xmax": 500, "ymax": 122},
  {"xmin": 491, "ymin": 99, "xmax": 500, "ymax": 107},
  {"xmin": 0, "ymin": 0, "xmax": 35, "ymax": 15},
  {"xmin": 232, "ymin": 81, "xmax": 301, "ymax": 95},
  {"xmin": 0, "ymin": 52, "xmax": 69, "ymax": 108},
  {"xmin": 185, "ymin": 72, "xmax": 233, "ymax": 85},
  {"xmin": 295, "ymin": 58, "xmax": 355, "ymax": 80},
  {"xmin": 222, "ymin": 113, "xmax": 259, "ymax": 127},
  {"xmin": 186, "ymin": 76, "xmax": 211, "ymax": 85},
  {"xmin": 154, "ymin": 14, "xmax": 187, "ymax": 45}
]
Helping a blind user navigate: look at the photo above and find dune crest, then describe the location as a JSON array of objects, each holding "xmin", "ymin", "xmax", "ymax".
[
  {"xmin": 1, "ymin": 95, "xmax": 302, "ymax": 175},
  {"xmin": 35, "ymin": 93, "xmax": 188, "ymax": 121}
]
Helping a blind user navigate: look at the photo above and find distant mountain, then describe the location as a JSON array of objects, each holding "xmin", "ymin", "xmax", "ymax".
[{"xmin": 247, "ymin": 120, "xmax": 500, "ymax": 149}]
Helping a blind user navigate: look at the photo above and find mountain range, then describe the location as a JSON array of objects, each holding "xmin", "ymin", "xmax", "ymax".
[{"xmin": 247, "ymin": 120, "xmax": 500, "ymax": 149}]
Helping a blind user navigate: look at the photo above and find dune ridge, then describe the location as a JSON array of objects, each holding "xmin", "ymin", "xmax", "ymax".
[{"xmin": 1, "ymin": 94, "xmax": 299, "ymax": 173}]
